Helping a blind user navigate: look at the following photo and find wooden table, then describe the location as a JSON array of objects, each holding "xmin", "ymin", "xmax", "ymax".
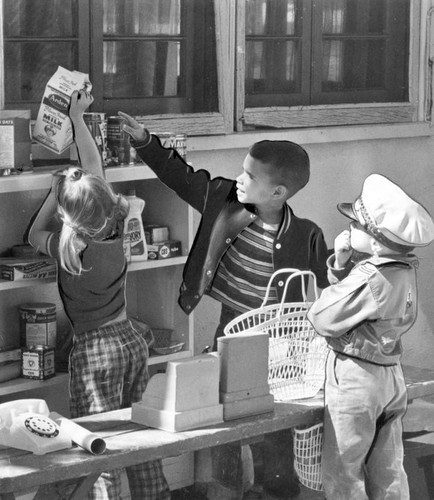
[{"xmin": 0, "ymin": 365, "xmax": 433, "ymax": 500}]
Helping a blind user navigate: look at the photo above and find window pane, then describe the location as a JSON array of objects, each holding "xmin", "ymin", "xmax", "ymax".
[
  {"xmin": 104, "ymin": 41, "xmax": 181, "ymax": 98},
  {"xmin": 322, "ymin": 39, "xmax": 385, "ymax": 91},
  {"xmin": 245, "ymin": 0, "xmax": 302, "ymax": 100},
  {"xmin": 317, "ymin": 0, "xmax": 409, "ymax": 103},
  {"xmin": 103, "ymin": 0, "xmax": 181, "ymax": 35},
  {"xmin": 4, "ymin": 43, "xmax": 77, "ymax": 102},
  {"xmin": 3, "ymin": 0, "xmax": 77, "ymax": 37},
  {"xmin": 3, "ymin": 0, "xmax": 79, "ymax": 112},
  {"xmin": 322, "ymin": 0, "xmax": 385, "ymax": 35},
  {"xmin": 246, "ymin": 40, "xmax": 299, "ymax": 94},
  {"xmin": 101, "ymin": 0, "xmax": 218, "ymax": 115},
  {"xmin": 246, "ymin": 0, "xmax": 296, "ymax": 36}
]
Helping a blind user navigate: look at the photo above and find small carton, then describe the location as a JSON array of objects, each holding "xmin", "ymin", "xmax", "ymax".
[
  {"xmin": 0, "ymin": 110, "xmax": 32, "ymax": 170},
  {"xmin": 0, "ymin": 258, "xmax": 57, "ymax": 281},
  {"xmin": 144, "ymin": 225, "xmax": 170, "ymax": 244},
  {"xmin": 147, "ymin": 240, "xmax": 182, "ymax": 260},
  {"xmin": 33, "ymin": 66, "xmax": 92, "ymax": 154}
]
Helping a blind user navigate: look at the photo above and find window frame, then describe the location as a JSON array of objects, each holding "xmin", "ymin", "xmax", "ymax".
[
  {"xmin": 0, "ymin": 0, "xmax": 425, "ymax": 137},
  {"xmin": 235, "ymin": 0, "xmax": 420, "ymax": 131}
]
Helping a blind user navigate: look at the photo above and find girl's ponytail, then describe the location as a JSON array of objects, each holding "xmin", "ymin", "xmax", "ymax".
[{"xmin": 58, "ymin": 219, "xmax": 87, "ymax": 275}]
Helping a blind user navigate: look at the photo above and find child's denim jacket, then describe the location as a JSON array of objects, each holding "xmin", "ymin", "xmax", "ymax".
[{"xmin": 307, "ymin": 253, "xmax": 418, "ymax": 365}]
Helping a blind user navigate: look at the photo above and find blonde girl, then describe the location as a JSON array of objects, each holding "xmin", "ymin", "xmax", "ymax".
[{"xmin": 27, "ymin": 91, "xmax": 170, "ymax": 500}]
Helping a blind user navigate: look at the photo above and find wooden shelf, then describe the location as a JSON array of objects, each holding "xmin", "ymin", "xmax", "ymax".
[
  {"xmin": 0, "ymin": 372, "xmax": 69, "ymax": 397},
  {"xmin": 0, "ymin": 164, "xmax": 156, "ymax": 193},
  {"xmin": 0, "ymin": 257, "xmax": 187, "ymax": 292},
  {"xmin": 0, "ymin": 277, "xmax": 56, "ymax": 291},
  {"xmin": 0, "ymin": 161, "xmax": 194, "ymax": 405}
]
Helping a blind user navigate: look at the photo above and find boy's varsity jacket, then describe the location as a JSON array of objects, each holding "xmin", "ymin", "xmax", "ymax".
[
  {"xmin": 307, "ymin": 254, "xmax": 418, "ymax": 365},
  {"xmin": 132, "ymin": 135, "xmax": 329, "ymax": 314}
]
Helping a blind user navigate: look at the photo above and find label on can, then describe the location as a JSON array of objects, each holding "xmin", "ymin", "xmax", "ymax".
[
  {"xmin": 19, "ymin": 303, "xmax": 57, "ymax": 348},
  {"xmin": 83, "ymin": 113, "xmax": 108, "ymax": 167},
  {"xmin": 174, "ymin": 134, "xmax": 187, "ymax": 160},
  {"xmin": 22, "ymin": 345, "xmax": 55, "ymax": 380},
  {"xmin": 107, "ymin": 116, "xmax": 131, "ymax": 166},
  {"xmin": 155, "ymin": 132, "xmax": 187, "ymax": 160}
]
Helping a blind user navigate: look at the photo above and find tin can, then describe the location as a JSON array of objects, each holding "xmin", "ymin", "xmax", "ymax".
[
  {"xmin": 156, "ymin": 132, "xmax": 187, "ymax": 160},
  {"xmin": 19, "ymin": 302, "xmax": 56, "ymax": 348},
  {"xmin": 83, "ymin": 113, "xmax": 108, "ymax": 167},
  {"xmin": 107, "ymin": 116, "xmax": 131, "ymax": 166},
  {"xmin": 157, "ymin": 132, "xmax": 176, "ymax": 149},
  {"xmin": 22, "ymin": 344, "xmax": 55, "ymax": 380},
  {"xmin": 174, "ymin": 134, "xmax": 187, "ymax": 160}
]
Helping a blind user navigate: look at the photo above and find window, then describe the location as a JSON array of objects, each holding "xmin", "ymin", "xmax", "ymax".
[
  {"xmin": 0, "ymin": 0, "xmax": 419, "ymax": 136},
  {"xmin": 1, "ymin": 0, "xmax": 230, "ymax": 135},
  {"xmin": 237, "ymin": 0, "xmax": 415, "ymax": 130}
]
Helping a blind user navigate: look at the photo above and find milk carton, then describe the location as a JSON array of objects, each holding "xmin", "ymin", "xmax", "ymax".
[{"xmin": 33, "ymin": 66, "xmax": 92, "ymax": 154}]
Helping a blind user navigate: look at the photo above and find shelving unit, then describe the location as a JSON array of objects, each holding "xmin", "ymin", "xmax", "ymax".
[{"xmin": 0, "ymin": 164, "xmax": 194, "ymax": 402}]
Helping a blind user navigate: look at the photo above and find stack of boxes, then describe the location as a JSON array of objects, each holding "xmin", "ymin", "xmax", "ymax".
[{"xmin": 144, "ymin": 225, "xmax": 181, "ymax": 260}]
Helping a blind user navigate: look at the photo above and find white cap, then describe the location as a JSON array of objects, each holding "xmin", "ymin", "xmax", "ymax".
[{"xmin": 338, "ymin": 174, "xmax": 434, "ymax": 252}]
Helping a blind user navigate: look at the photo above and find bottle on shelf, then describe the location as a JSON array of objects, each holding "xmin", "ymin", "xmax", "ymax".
[{"xmin": 124, "ymin": 190, "xmax": 148, "ymax": 261}]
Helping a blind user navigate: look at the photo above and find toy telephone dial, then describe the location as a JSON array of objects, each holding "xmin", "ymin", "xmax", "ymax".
[{"xmin": 0, "ymin": 399, "xmax": 72, "ymax": 455}]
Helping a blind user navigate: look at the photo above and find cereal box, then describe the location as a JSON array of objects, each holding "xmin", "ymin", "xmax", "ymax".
[{"xmin": 33, "ymin": 66, "xmax": 92, "ymax": 154}]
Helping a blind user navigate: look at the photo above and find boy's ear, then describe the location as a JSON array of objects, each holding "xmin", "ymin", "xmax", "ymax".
[{"xmin": 272, "ymin": 185, "xmax": 287, "ymax": 199}]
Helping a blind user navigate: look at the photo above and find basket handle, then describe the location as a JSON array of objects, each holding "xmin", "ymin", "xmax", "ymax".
[
  {"xmin": 260, "ymin": 268, "xmax": 319, "ymax": 309},
  {"xmin": 278, "ymin": 270, "xmax": 319, "ymax": 316}
]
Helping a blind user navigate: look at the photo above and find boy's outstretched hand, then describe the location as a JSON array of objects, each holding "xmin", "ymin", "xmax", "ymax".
[
  {"xmin": 118, "ymin": 111, "xmax": 150, "ymax": 144},
  {"xmin": 69, "ymin": 90, "xmax": 93, "ymax": 122}
]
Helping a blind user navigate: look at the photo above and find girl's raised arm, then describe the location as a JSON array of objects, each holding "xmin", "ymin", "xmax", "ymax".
[{"xmin": 69, "ymin": 91, "xmax": 104, "ymax": 178}]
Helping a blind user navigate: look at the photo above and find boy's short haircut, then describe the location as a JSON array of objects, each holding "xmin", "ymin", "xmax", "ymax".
[{"xmin": 249, "ymin": 140, "xmax": 310, "ymax": 197}]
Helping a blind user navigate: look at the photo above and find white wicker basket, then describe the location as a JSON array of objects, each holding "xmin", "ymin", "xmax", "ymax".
[
  {"xmin": 293, "ymin": 422, "xmax": 324, "ymax": 491},
  {"xmin": 224, "ymin": 269, "xmax": 328, "ymax": 400}
]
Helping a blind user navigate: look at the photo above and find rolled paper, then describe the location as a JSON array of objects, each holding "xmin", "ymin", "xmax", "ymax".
[{"xmin": 50, "ymin": 412, "xmax": 106, "ymax": 455}]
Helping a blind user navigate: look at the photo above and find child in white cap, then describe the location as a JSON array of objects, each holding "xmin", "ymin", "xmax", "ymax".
[{"xmin": 307, "ymin": 173, "xmax": 434, "ymax": 500}]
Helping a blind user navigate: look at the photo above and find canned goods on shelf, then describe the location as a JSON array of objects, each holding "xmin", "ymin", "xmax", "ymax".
[
  {"xmin": 155, "ymin": 132, "xmax": 187, "ymax": 160},
  {"xmin": 83, "ymin": 113, "xmax": 108, "ymax": 167},
  {"xmin": 107, "ymin": 116, "xmax": 132, "ymax": 166},
  {"xmin": 19, "ymin": 302, "xmax": 57, "ymax": 348},
  {"xmin": 22, "ymin": 344, "xmax": 55, "ymax": 380}
]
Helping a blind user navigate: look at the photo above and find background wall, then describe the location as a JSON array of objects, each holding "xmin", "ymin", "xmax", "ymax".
[{"xmin": 188, "ymin": 133, "xmax": 434, "ymax": 369}]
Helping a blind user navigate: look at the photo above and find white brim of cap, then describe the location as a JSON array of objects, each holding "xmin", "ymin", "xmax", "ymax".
[{"xmin": 337, "ymin": 202, "xmax": 357, "ymax": 221}]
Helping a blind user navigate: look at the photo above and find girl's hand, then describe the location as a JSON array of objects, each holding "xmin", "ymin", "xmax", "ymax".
[
  {"xmin": 334, "ymin": 229, "xmax": 352, "ymax": 268},
  {"xmin": 118, "ymin": 111, "xmax": 150, "ymax": 143},
  {"xmin": 69, "ymin": 90, "xmax": 93, "ymax": 122}
]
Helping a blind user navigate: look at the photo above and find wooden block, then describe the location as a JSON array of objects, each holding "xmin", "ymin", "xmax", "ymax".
[
  {"xmin": 139, "ymin": 354, "xmax": 220, "ymax": 412},
  {"xmin": 222, "ymin": 394, "xmax": 274, "ymax": 421},
  {"xmin": 131, "ymin": 400, "xmax": 223, "ymax": 432},
  {"xmin": 220, "ymin": 385, "xmax": 271, "ymax": 404},
  {"xmin": 218, "ymin": 332, "xmax": 269, "ymax": 394}
]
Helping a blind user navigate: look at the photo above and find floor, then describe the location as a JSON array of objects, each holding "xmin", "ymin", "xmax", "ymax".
[
  {"xmin": 171, "ymin": 482, "xmax": 325, "ymax": 500},
  {"xmin": 242, "ymin": 483, "xmax": 325, "ymax": 499}
]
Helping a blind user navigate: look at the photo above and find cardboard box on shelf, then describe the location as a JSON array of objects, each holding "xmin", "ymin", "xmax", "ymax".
[
  {"xmin": 147, "ymin": 240, "xmax": 182, "ymax": 260},
  {"xmin": 0, "ymin": 110, "xmax": 32, "ymax": 171},
  {"xmin": 0, "ymin": 258, "xmax": 56, "ymax": 281},
  {"xmin": 144, "ymin": 225, "xmax": 170, "ymax": 244}
]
